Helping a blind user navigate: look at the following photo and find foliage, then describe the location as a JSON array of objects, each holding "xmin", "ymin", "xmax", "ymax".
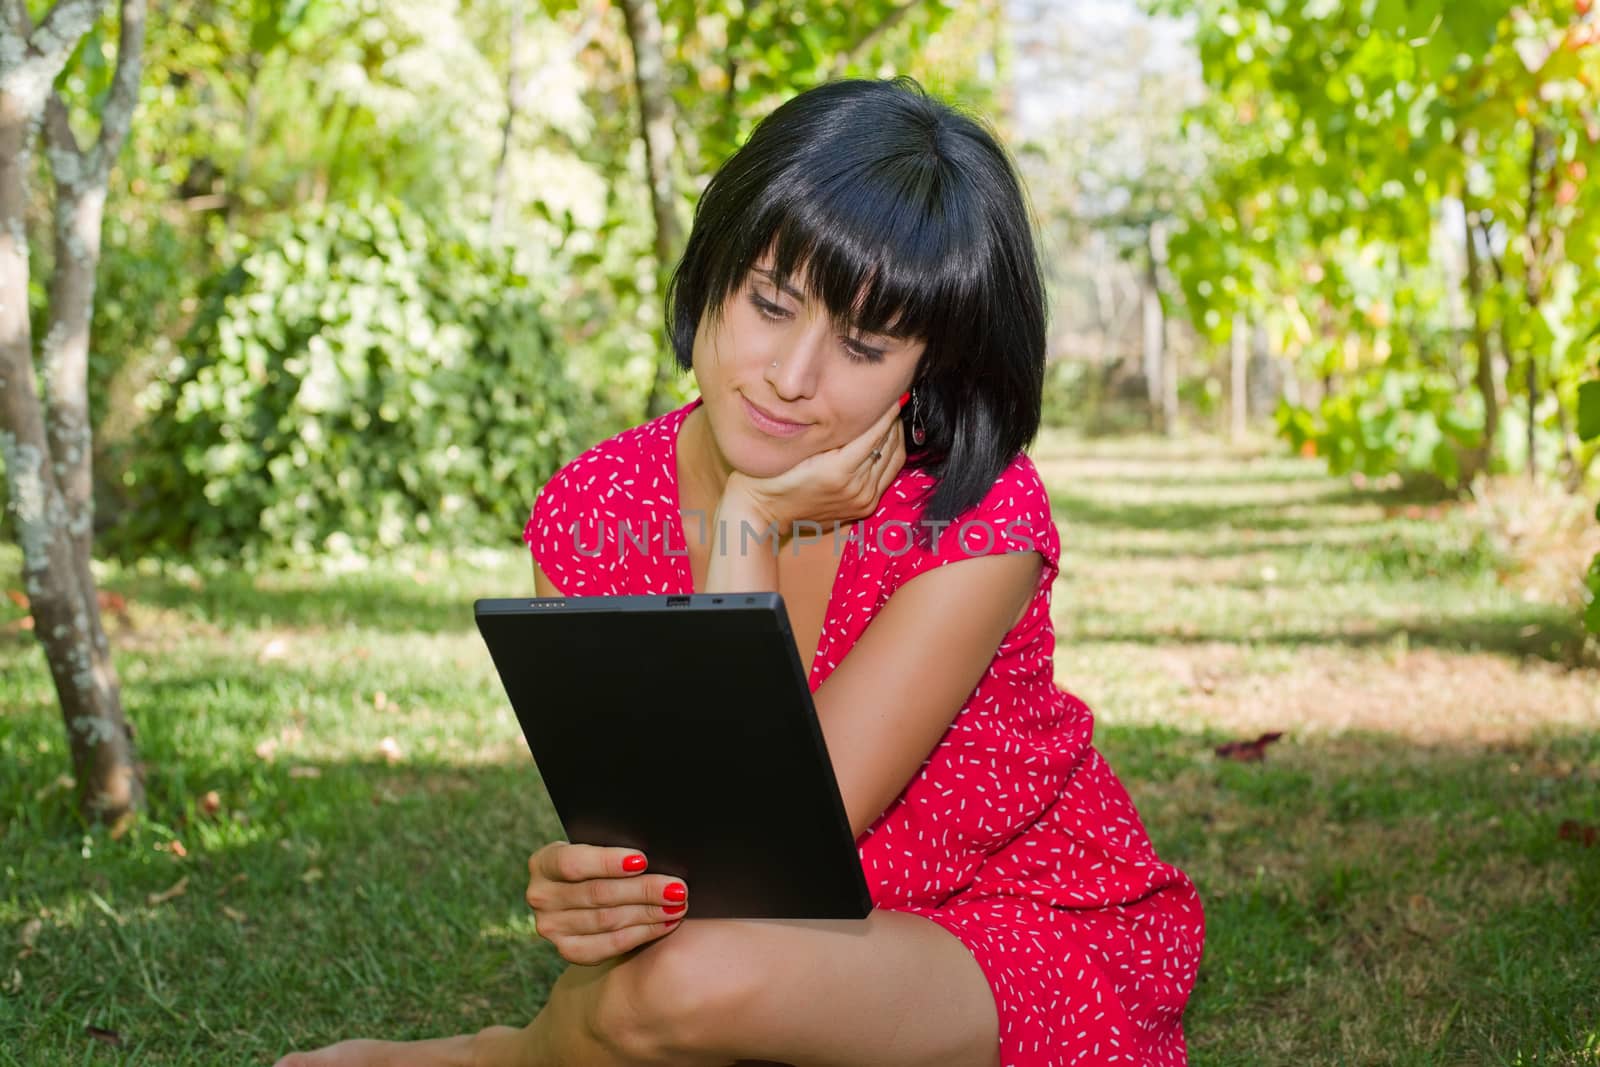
[
  {"xmin": 1276, "ymin": 369, "xmax": 1483, "ymax": 483},
  {"xmin": 1580, "ymin": 321, "xmax": 1600, "ymax": 631},
  {"xmin": 112, "ymin": 200, "xmax": 601, "ymax": 560},
  {"xmin": 60, "ymin": 0, "xmax": 1007, "ymax": 559},
  {"xmin": 1156, "ymin": 0, "xmax": 1600, "ymax": 492}
]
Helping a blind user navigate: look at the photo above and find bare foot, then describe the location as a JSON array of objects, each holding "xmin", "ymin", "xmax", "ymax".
[{"xmin": 273, "ymin": 1034, "xmax": 475, "ymax": 1067}]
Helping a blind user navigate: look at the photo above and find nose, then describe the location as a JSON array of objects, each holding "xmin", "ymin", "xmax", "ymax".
[{"xmin": 765, "ymin": 323, "xmax": 828, "ymax": 400}]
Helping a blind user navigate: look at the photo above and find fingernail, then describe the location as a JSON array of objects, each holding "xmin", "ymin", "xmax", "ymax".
[
  {"xmin": 664, "ymin": 919, "xmax": 681, "ymax": 929},
  {"xmin": 663, "ymin": 883, "xmax": 687, "ymax": 902},
  {"xmin": 663, "ymin": 903, "xmax": 686, "ymax": 915},
  {"xmin": 898, "ymin": 391, "xmax": 910, "ymax": 409},
  {"xmin": 622, "ymin": 855, "xmax": 647, "ymax": 872}
]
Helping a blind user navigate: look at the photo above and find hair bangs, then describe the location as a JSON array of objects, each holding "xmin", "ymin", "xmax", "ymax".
[{"xmin": 755, "ymin": 178, "xmax": 984, "ymax": 353}]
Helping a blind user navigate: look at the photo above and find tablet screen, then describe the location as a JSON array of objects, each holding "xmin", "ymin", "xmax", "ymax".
[{"xmin": 476, "ymin": 593, "xmax": 872, "ymax": 919}]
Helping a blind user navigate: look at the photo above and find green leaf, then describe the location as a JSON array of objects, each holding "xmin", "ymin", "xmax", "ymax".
[{"xmin": 1578, "ymin": 381, "xmax": 1600, "ymax": 443}]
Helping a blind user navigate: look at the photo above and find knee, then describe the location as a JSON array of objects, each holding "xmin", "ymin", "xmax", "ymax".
[{"xmin": 589, "ymin": 923, "xmax": 758, "ymax": 1061}]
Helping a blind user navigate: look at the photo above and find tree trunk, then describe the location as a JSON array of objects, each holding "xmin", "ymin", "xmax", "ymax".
[
  {"xmin": 1230, "ymin": 311, "xmax": 1248, "ymax": 442},
  {"xmin": 0, "ymin": 0, "xmax": 147, "ymax": 824},
  {"xmin": 1522, "ymin": 123, "xmax": 1554, "ymax": 484},
  {"xmin": 619, "ymin": 0, "xmax": 687, "ymax": 421},
  {"xmin": 1461, "ymin": 205, "xmax": 1499, "ymax": 482},
  {"xmin": 1143, "ymin": 221, "xmax": 1178, "ymax": 434},
  {"xmin": 489, "ymin": 0, "xmax": 526, "ymax": 235},
  {"xmin": 1247, "ymin": 322, "xmax": 1283, "ymax": 414},
  {"xmin": 1141, "ymin": 226, "xmax": 1166, "ymax": 433}
]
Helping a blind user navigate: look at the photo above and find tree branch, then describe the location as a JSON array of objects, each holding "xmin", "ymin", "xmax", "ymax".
[
  {"xmin": 828, "ymin": 0, "xmax": 925, "ymax": 79},
  {"xmin": 87, "ymin": 0, "xmax": 143, "ymax": 179},
  {"xmin": 1, "ymin": 0, "xmax": 100, "ymax": 112},
  {"xmin": 43, "ymin": 89, "xmax": 82, "ymax": 158}
]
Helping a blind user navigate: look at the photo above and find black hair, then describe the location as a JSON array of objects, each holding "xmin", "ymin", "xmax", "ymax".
[{"xmin": 665, "ymin": 77, "xmax": 1047, "ymax": 538}]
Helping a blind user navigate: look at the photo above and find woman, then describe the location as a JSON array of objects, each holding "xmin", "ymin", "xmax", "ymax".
[{"xmin": 279, "ymin": 77, "xmax": 1203, "ymax": 1067}]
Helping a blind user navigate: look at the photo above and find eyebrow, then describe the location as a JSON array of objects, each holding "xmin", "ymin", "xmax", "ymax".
[
  {"xmin": 751, "ymin": 266, "xmax": 805, "ymax": 301},
  {"xmin": 750, "ymin": 266, "xmax": 915, "ymax": 342}
]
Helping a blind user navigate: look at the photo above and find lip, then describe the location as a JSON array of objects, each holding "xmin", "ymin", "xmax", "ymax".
[{"xmin": 739, "ymin": 393, "xmax": 811, "ymax": 437}]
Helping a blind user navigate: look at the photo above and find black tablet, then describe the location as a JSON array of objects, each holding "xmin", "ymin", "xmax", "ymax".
[{"xmin": 474, "ymin": 593, "xmax": 873, "ymax": 920}]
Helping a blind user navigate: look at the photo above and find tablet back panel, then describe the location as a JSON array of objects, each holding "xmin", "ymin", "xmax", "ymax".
[{"xmin": 475, "ymin": 594, "xmax": 872, "ymax": 919}]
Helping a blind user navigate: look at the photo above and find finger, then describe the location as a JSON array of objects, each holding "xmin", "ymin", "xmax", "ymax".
[
  {"xmin": 530, "ymin": 871, "xmax": 687, "ymax": 913},
  {"xmin": 874, "ymin": 423, "xmax": 905, "ymax": 490},
  {"xmin": 843, "ymin": 399, "xmax": 905, "ymax": 467},
  {"xmin": 851, "ymin": 412, "xmax": 902, "ymax": 479},
  {"xmin": 859, "ymin": 416, "xmax": 901, "ymax": 479},
  {"xmin": 555, "ymin": 920, "xmax": 683, "ymax": 967},
  {"xmin": 864, "ymin": 426, "xmax": 904, "ymax": 508},
  {"xmin": 575, "ymin": 873, "xmax": 688, "ymax": 909},
  {"xmin": 536, "ymin": 901, "xmax": 688, "ymax": 938},
  {"xmin": 537, "ymin": 843, "xmax": 649, "ymax": 884}
]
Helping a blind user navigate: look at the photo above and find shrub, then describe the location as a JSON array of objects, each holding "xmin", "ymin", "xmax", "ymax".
[{"xmin": 113, "ymin": 200, "xmax": 604, "ymax": 560}]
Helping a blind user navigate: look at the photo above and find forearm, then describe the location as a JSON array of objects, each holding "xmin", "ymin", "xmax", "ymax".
[{"xmin": 703, "ymin": 490, "xmax": 785, "ymax": 595}]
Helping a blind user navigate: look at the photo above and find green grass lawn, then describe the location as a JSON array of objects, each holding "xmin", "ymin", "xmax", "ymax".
[{"xmin": 3, "ymin": 430, "xmax": 1598, "ymax": 1065}]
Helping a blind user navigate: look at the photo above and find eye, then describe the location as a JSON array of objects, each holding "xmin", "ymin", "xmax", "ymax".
[
  {"xmin": 748, "ymin": 292, "xmax": 790, "ymax": 322},
  {"xmin": 841, "ymin": 338, "xmax": 885, "ymax": 364}
]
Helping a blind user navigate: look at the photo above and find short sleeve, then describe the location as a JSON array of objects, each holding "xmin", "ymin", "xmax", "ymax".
[
  {"xmin": 522, "ymin": 460, "xmax": 613, "ymax": 595},
  {"xmin": 886, "ymin": 453, "xmax": 1061, "ymax": 591}
]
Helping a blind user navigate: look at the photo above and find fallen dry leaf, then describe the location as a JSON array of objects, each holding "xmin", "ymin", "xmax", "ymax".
[
  {"xmin": 146, "ymin": 877, "xmax": 189, "ymax": 906},
  {"xmin": 300, "ymin": 867, "xmax": 323, "ymax": 885},
  {"xmin": 85, "ymin": 1025, "xmax": 124, "ymax": 1047},
  {"xmin": 4, "ymin": 590, "xmax": 26, "ymax": 609},
  {"xmin": 3, "ymin": 968, "xmax": 19, "ymax": 995},
  {"xmin": 287, "ymin": 766, "xmax": 322, "ymax": 779},
  {"xmin": 1215, "ymin": 731, "xmax": 1285, "ymax": 762},
  {"xmin": 200, "ymin": 790, "xmax": 222, "ymax": 816},
  {"xmin": 373, "ymin": 690, "xmax": 389, "ymax": 712},
  {"xmin": 97, "ymin": 590, "xmax": 130, "ymax": 624},
  {"xmin": 221, "ymin": 905, "xmax": 247, "ymax": 923},
  {"xmin": 1557, "ymin": 820, "xmax": 1598, "ymax": 847},
  {"xmin": 17, "ymin": 917, "xmax": 42, "ymax": 951}
]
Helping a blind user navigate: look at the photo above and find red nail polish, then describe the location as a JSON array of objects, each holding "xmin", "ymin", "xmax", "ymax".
[
  {"xmin": 664, "ymin": 883, "xmax": 687, "ymax": 902},
  {"xmin": 663, "ymin": 903, "xmax": 686, "ymax": 915},
  {"xmin": 622, "ymin": 855, "xmax": 647, "ymax": 872},
  {"xmin": 898, "ymin": 391, "xmax": 910, "ymax": 409}
]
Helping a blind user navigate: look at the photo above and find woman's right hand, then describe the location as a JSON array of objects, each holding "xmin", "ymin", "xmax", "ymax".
[{"xmin": 524, "ymin": 842, "xmax": 688, "ymax": 965}]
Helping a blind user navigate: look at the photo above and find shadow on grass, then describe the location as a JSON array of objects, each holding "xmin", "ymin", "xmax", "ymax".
[
  {"xmin": 6, "ymin": 724, "xmax": 1599, "ymax": 1065},
  {"xmin": 1046, "ymin": 489, "xmax": 1386, "ymax": 535},
  {"xmin": 103, "ymin": 567, "xmax": 529, "ymax": 636},
  {"xmin": 5, "ymin": 754, "xmax": 566, "ymax": 1067},
  {"xmin": 1077, "ymin": 606, "xmax": 1594, "ymax": 665}
]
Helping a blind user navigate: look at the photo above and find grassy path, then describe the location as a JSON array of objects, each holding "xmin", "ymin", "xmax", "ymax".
[
  {"xmin": 1037, "ymin": 432, "xmax": 1600, "ymax": 1063},
  {"xmin": 1, "ymin": 429, "xmax": 1597, "ymax": 1064}
]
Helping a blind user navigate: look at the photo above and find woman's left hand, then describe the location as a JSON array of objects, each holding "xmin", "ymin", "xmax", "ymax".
[{"xmin": 723, "ymin": 396, "xmax": 906, "ymax": 539}]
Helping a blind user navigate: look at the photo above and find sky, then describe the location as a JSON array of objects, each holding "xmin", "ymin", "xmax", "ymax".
[{"xmin": 1005, "ymin": 0, "xmax": 1202, "ymax": 138}]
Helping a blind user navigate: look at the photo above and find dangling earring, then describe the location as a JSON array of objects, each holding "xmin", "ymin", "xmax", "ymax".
[{"xmin": 910, "ymin": 387, "xmax": 927, "ymax": 446}]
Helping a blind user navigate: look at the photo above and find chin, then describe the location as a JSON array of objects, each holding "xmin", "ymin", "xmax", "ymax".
[{"xmin": 725, "ymin": 445, "xmax": 802, "ymax": 481}]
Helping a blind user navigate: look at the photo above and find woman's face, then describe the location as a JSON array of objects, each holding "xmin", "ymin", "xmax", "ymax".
[{"xmin": 690, "ymin": 256, "xmax": 926, "ymax": 479}]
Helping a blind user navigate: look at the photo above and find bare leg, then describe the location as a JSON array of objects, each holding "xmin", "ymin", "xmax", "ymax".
[{"xmin": 277, "ymin": 909, "xmax": 999, "ymax": 1067}]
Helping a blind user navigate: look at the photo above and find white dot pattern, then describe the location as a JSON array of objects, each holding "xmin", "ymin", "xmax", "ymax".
[{"xmin": 523, "ymin": 396, "xmax": 1205, "ymax": 1065}]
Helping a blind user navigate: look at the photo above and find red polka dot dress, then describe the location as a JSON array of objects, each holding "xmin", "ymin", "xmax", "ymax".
[{"xmin": 524, "ymin": 396, "xmax": 1205, "ymax": 1066}]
